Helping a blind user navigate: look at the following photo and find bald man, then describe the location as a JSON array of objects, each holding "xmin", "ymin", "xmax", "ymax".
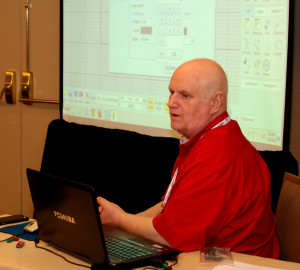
[{"xmin": 97, "ymin": 59, "xmax": 280, "ymax": 259}]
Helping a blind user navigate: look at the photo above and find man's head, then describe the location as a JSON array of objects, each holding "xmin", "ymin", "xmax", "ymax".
[{"xmin": 168, "ymin": 58, "xmax": 228, "ymax": 139}]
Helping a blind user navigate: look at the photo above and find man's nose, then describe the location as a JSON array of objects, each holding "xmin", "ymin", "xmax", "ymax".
[{"xmin": 168, "ymin": 93, "xmax": 177, "ymax": 108}]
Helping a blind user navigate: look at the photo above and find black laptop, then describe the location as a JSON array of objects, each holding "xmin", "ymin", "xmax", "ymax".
[{"xmin": 26, "ymin": 168, "xmax": 178, "ymax": 268}]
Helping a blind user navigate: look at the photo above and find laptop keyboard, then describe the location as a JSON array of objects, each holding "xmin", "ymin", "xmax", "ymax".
[{"xmin": 104, "ymin": 235, "xmax": 154, "ymax": 261}]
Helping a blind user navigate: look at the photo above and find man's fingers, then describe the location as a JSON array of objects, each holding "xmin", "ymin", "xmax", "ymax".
[
  {"xmin": 97, "ymin": 197, "xmax": 105, "ymax": 213},
  {"xmin": 97, "ymin": 197, "xmax": 111, "ymax": 214},
  {"xmin": 97, "ymin": 196, "xmax": 108, "ymax": 205}
]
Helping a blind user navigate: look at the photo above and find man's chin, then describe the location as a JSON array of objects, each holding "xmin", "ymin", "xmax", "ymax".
[
  {"xmin": 170, "ymin": 123, "xmax": 178, "ymax": 131},
  {"xmin": 170, "ymin": 124, "xmax": 183, "ymax": 135}
]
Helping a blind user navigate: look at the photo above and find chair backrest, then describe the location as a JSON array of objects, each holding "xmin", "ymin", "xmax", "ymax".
[
  {"xmin": 41, "ymin": 119, "xmax": 179, "ymax": 214},
  {"xmin": 275, "ymin": 172, "xmax": 300, "ymax": 263}
]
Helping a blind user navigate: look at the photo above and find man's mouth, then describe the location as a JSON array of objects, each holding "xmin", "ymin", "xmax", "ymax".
[{"xmin": 170, "ymin": 112, "xmax": 179, "ymax": 117}]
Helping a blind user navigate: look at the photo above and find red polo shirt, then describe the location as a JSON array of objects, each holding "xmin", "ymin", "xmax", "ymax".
[{"xmin": 153, "ymin": 112, "xmax": 280, "ymax": 258}]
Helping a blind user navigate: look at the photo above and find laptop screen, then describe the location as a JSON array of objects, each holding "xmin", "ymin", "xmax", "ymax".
[{"xmin": 27, "ymin": 168, "xmax": 107, "ymax": 263}]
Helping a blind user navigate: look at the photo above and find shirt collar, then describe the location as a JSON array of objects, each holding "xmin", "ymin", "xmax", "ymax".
[{"xmin": 180, "ymin": 111, "xmax": 229, "ymax": 145}]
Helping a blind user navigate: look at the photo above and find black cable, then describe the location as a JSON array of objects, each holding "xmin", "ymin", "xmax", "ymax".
[
  {"xmin": 143, "ymin": 258, "xmax": 178, "ymax": 270},
  {"xmin": 1, "ymin": 233, "xmax": 90, "ymax": 269},
  {"xmin": 34, "ymin": 237, "xmax": 90, "ymax": 269},
  {"xmin": 0, "ymin": 232, "xmax": 26, "ymax": 243}
]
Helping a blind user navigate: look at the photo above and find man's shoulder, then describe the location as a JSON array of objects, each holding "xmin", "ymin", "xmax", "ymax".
[
  {"xmin": 191, "ymin": 120, "xmax": 261, "ymax": 165},
  {"xmin": 198, "ymin": 119, "xmax": 246, "ymax": 149}
]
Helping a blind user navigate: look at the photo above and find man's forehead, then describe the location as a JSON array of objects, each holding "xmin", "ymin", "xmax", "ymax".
[{"xmin": 169, "ymin": 73, "xmax": 203, "ymax": 93}]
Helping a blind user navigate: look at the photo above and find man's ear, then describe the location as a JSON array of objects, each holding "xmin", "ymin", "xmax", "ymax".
[{"xmin": 210, "ymin": 91, "xmax": 224, "ymax": 114}]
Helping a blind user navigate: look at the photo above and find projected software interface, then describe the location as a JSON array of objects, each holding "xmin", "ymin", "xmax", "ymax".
[{"xmin": 63, "ymin": 0, "xmax": 289, "ymax": 150}]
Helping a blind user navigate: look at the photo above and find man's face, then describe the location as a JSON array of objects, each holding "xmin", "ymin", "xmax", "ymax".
[{"xmin": 167, "ymin": 69, "xmax": 213, "ymax": 139}]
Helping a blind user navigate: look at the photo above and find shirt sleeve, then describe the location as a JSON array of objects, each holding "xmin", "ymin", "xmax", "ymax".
[{"xmin": 153, "ymin": 160, "xmax": 239, "ymax": 252}]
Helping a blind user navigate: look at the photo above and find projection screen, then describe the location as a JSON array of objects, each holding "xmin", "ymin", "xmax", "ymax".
[{"xmin": 61, "ymin": 0, "xmax": 293, "ymax": 151}]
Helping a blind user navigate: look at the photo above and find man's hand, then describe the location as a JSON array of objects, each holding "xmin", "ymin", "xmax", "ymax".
[
  {"xmin": 97, "ymin": 197, "xmax": 125, "ymax": 227},
  {"xmin": 96, "ymin": 197, "xmax": 172, "ymax": 247}
]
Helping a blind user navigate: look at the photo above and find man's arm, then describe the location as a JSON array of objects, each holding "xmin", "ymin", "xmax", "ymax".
[
  {"xmin": 137, "ymin": 201, "xmax": 163, "ymax": 217},
  {"xmin": 97, "ymin": 197, "xmax": 171, "ymax": 247}
]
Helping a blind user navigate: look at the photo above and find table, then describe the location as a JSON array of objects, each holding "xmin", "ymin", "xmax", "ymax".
[{"xmin": 1, "ymin": 223, "xmax": 299, "ymax": 270}]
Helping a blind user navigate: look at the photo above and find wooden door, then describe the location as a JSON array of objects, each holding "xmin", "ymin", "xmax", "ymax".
[{"xmin": 0, "ymin": 0, "xmax": 60, "ymax": 217}]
